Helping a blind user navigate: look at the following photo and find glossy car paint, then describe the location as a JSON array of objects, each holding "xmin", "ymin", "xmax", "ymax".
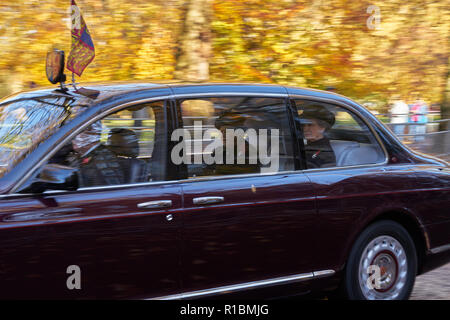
[
  {"xmin": 0, "ymin": 183, "xmax": 182, "ymax": 299},
  {"xmin": 178, "ymin": 172, "xmax": 316, "ymax": 292},
  {"xmin": 0, "ymin": 83, "xmax": 448, "ymax": 299}
]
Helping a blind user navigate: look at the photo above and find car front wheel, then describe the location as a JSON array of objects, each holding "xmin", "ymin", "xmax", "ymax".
[{"xmin": 343, "ymin": 220, "xmax": 418, "ymax": 300}]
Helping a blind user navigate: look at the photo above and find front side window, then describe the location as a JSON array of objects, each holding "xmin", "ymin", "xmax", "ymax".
[
  {"xmin": 0, "ymin": 95, "xmax": 85, "ymax": 178},
  {"xmin": 46, "ymin": 101, "xmax": 166, "ymax": 188},
  {"xmin": 293, "ymin": 100, "xmax": 385, "ymax": 169},
  {"xmin": 175, "ymin": 97, "xmax": 295, "ymax": 178}
]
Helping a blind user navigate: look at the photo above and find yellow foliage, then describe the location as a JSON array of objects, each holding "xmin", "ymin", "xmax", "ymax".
[{"xmin": 0, "ymin": 0, "xmax": 449, "ymax": 109}]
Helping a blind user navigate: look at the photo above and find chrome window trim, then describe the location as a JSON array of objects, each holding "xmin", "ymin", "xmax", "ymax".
[
  {"xmin": 148, "ymin": 269, "xmax": 335, "ymax": 300},
  {"xmin": 172, "ymin": 92, "xmax": 288, "ymax": 99},
  {"xmin": 2, "ymin": 162, "xmax": 392, "ymax": 199},
  {"xmin": 0, "ymin": 179, "xmax": 183, "ymax": 199},
  {"xmin": 176, "ymin": 163, "xmax": 387, "ymax": 183},
  {"xmin": 289, "ymin": 94, "xmax": 389, "ymax": 171},
  {"xmin": 9, "ymin": 91, "xmax": 390, "ymax": 194}
]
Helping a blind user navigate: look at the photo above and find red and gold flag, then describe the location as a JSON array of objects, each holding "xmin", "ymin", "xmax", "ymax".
[{"xmin": 66, "ymin": 0, "xmax": 95, "ymax": 77}]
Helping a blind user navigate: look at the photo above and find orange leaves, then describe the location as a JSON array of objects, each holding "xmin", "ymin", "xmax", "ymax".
[{"xmin": 0, "ymin": 0, "xmax": 448, "ymax": 108}]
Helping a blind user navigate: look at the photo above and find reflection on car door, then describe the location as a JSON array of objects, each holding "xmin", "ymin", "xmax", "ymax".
[
  {"xmin": 0, "ymin": 183, "xmax": 183, "ymax": 299},
  {"xmin": 179, "ymin": 173, "xmax": 317, "ymax": 294},
  {"xmin": 291, "ymin": 98, "xmax": 415, "ymax": 273},
  {"xmin": 173, "ymin": 95, "xmax": 318, "ymax": 295},
  {"xmin": 0, "ymin": 98, "xmax": 183, "ymax": 299},
  {"xmin": 303, "ymin": 165, "xmax": 418, "ymax": 273}
]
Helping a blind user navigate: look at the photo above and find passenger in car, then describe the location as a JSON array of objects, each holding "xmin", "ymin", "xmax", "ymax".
[
  {"xmin": 299, "ymin": 104, "xmax": 337, "ymax": 168},
  {"xmin": 211, "ymin": 110, "xmax": 260, "ymax": 175}
]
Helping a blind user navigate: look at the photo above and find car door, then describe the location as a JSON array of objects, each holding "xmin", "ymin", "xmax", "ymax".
[
  {"xmin": 172, "ymin": 93, "xmax": 318, "ymax": 296},
  {"xmin": 0, "ymin": 99, "xmax": 183, "ymax": 299},
  {"xmin": 290, "ymin": 98, "xmax": 414, "ymax": 273}
]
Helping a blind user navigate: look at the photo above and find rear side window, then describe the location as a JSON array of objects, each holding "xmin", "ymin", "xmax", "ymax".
[
  {"xmin": 175, "ymin": 97, "xmax": 295, "ymax": 178},
  {"xmin": 293, "ymin": 99, "xmax": 385, "ymax": 169}
]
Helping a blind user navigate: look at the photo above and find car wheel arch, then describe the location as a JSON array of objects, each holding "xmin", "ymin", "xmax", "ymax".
[{"xmin": 339, "ymin": 210, "xmax": 428, "ymax": 276}]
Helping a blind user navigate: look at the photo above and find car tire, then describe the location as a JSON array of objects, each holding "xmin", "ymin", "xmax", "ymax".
[{"xmin": 342, "ymin": 220, "xmax": 417, "ymax": 300}]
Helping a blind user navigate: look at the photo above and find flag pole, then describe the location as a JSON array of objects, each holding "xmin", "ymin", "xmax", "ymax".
[{"xmin": 72, "ymin": 72, "xmax": 78, "ymax": 90}]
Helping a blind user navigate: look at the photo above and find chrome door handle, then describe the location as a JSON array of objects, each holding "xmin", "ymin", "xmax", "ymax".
[
  {"xmin": 137, "ymin": 200, "xmax": 172, "ymax": 209},
  {"xmin": 193, "ymin": 196, "xmax": 224, "ymax": 205}
]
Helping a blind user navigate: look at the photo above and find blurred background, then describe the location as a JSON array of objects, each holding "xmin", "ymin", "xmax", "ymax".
[
  {"xmin": 0, "ymin": 0, "xmax": 449, "ymax": 299},
  {"xmin": 0, "ymin": 0, "xmax": 449, "ymax": 160}
]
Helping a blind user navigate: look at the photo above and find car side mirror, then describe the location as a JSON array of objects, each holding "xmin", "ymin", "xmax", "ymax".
[{"xmin": 22, "ymin": 164, "xmax": 79, "ymax": 194}]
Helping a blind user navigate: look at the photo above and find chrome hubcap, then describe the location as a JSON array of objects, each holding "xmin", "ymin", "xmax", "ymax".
[{"xmin": 358, "ymin": 235, "xmax": 408, "ymax": 300}]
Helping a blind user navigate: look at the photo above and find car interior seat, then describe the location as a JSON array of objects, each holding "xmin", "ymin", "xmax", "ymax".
[
  {"xmin": 107, "ymin": 128, "xmax": 149, "ymax": 183},
  {"xmin": 330, "ymin": 140, "xmax": 384, "ymax": 167}
]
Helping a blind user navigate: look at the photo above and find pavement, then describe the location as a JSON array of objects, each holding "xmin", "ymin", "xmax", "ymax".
[{"xmin": 410, "ymin": 263, "xmax": 450, "ymax": 300}]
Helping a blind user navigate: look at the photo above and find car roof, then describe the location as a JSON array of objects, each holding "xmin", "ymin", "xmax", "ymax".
[
  {"xmin": 0, "ymin": 82, "xmax": 167, "ymax": 105},
  {"xmin": 1, "ymin": 81, "xmax": 354, "ymax": 108}
]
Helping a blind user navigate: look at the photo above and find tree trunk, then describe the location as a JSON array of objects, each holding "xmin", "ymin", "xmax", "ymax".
[
  {"xmin": 442, "ymin": 64, "xmax": 450, "ymax": 119},
  {"xmin": 439, "ymin": 56, "xmax": 450, "ymax": 159},
  {"xmin": 174, "ymin": 0, "xmax": 212, "ymax": 81}
]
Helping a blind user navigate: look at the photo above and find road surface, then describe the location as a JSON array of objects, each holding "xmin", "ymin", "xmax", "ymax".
[{"xmin": 410, "ymin": 263, "xmax": 450, "ymax": 300}]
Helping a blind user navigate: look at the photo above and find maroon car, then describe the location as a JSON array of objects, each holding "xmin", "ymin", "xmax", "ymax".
[{"xmin": 0, "ymin": 82, "xmax": 448, "ymax": 300}]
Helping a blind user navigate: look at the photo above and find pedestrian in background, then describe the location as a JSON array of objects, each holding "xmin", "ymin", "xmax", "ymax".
[
  {"xmin": 415, "ymin": 100, "xmax": 428, "ymax": 142},
  {"xmin": 390, "ymin": 99, "xmax": 409, "ymax": 135}
]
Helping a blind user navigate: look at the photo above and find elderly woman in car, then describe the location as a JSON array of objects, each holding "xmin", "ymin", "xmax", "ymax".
[{"xmin": 299, "ymin": 104, "xmax": 336, "ymax": 168}]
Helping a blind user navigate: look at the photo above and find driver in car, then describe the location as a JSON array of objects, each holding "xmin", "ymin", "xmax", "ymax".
[{"xmin": 66, "ymin": 122, "xmax": 125, "ymax": 187}]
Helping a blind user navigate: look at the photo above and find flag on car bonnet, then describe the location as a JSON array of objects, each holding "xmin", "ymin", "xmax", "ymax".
[{"xmin": 66, "ymin": 0, "xmax": 95, "ymax": 77}]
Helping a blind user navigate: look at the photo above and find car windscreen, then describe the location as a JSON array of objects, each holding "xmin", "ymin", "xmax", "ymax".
[{"xmin": 0, "ymin": 95, "xmax": 86, "ymax": 178}]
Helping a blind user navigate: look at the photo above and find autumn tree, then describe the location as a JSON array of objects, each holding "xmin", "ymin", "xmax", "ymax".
[
  {"xmin": 0, "ymin": 0, "xmax": 449, "ymax": 113},
  {"xmin": 442, "ymin": 58, "xmax": 450, "ymax": 119},
  {"xmin": 174, "ymin": 0, "xmax": 213, "ymax": 81}
]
